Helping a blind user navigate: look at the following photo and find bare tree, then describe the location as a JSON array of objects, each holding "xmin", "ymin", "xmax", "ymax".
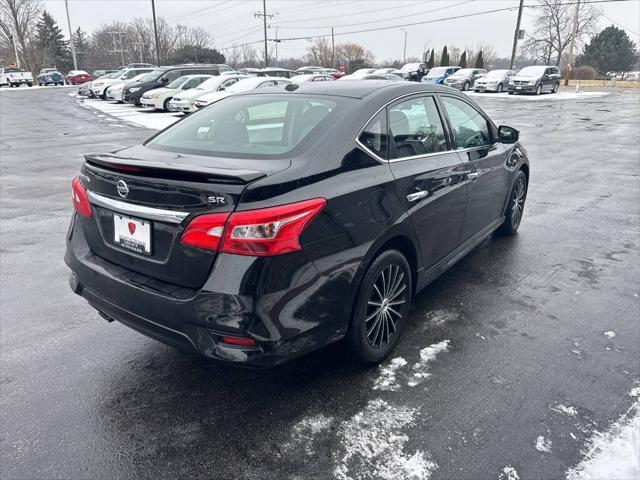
[
  {"xmin": 0, "ymin": 0, "xmax": 42, "ymax": 69},
  {"xmin": 521, "ymin": 0, "xmax": 600, "ymax": 66},
  {"xmin": 465, "ymin": 44, "xmax": 498, "ymax": 69},
  {"xmin": 448, "ymin": 46, "xmax": 461, "ymax": 66},
  {"xmin": 305, "ymin": 38, "xmax": 332, "ymax": 67},
  {"xmin": 335, "ymin": 42, "xmax": 375, "ymax": 72}
]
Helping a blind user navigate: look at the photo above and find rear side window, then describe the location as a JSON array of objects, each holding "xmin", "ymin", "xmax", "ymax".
[
  {"xmin": 389, "ymin": 96, "xmax": 447, "ymax": 158},
  {"xmin": 441, "ymin": 96, "xmax": 491, "ymax": 149},
  {"xmin": 359, "ymin": 111, "xmax": 388, "ymax": 159},
  {"xmin": 147, "ymin": 95, "xmax": 338, "ymax": 158}
]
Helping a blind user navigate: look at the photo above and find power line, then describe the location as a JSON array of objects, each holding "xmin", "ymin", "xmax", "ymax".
[{"xmin": 600, "ymin": 12, "xmax": 640, "ymax": 36}]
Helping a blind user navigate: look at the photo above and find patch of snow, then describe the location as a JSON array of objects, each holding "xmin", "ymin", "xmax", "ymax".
[
  {"xmin": 551, "ymin": 403, "xmax": 578, "ymax": 417},
  {"xmin": 284, "ymin": 413, "xmax": 334, "ymax": 455},
  {"xmin": 630, "ymin": 387, "xmax": 640, "ymax": 398},
  {"xmin": 424, "ymin": 309, "xmax": 460, "ymax": 326},
  {"xmin": 499, "ymin": 465, "xmax": 520, "ymax": 480},
  {"xmin": 566, "ymin": 402, "xmax": 639, "ymax": 480},
  {"xmin": 466, "ymin": 91, "xmax": 609, "ymax": 101},
  {"xmin": 603, "ymin": 331, "xmax": 616, "ymax": 339},
  {"xmin": 373, "ymin": 357, "xmax": 408, "ymax": 391},
  {"xmin": 408, "ymin": 340, "xmax": 450, "ymax": 387},
  {"xmin": 536, "ymin": 435, "xmax": 552, "ymax": 453},
  {"xmin": 77, "ymin": 98, "xmax": 180, "ymax": 130},
  {"xmin": 334, "ymin": 399, "xmax": 437, "ymax": 480}
]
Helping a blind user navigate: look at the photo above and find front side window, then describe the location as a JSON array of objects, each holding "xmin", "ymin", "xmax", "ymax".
[
  {"xmin": 441, "ymin": 96, "xmax": 491, "ymax": 149},
  {"xmin": 147, "ymin": 95, "xmax": 338, "ymax": 158},
  {"xmin": 389, "ymin": 96, "xmax": 447, "ymax": 158},
  {"xmin": 358, "ymin": 110, "xmax": 388, "ymax": 159}
]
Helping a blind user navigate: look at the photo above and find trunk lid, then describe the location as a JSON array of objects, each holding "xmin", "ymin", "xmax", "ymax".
[{"xmin": 79, "ymin": 145, "xmax": 290, "ymax": 289}]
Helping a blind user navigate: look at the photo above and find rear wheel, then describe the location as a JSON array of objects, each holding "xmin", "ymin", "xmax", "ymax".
[
  {"xmin": 163, "ymin": 97, "xmax": 172, "ymax": 111},
  {"xmin": 348, "ymin": 250, "xmax": 412, "ymax": 363},
  {"xmin": 499, "ymin": 170, "xmax": 528, "ymax": 235},
  {"xmin": 552, "ymin": 82, "xmax": 559, "ymax": 93}
]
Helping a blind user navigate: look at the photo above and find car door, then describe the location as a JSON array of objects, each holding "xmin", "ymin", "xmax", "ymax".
[
  {"xmin": 386, "ymin": 94, "xmax": 468, "ymax": 270},
  {"xmin": 439, "ymin": 95, "xmax": 511, "ymax": 242}
]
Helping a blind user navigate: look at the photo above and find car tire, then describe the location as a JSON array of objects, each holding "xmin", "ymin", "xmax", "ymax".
[
  {"xmin": 535, "ymin": 84, "xmax": 542, "ymax": 95},
  {"xmin": 508, "ymin": 91, "xmax": 514, "ymax": 95},
  {"xmin": 498, "ymin": 170, "xmax": 528, "ymax": 235},
  {"xmin": 348, "ymin": 249, "xmax": 413, "ymax": 364},
  {"xmin": 552, "ymin": 82, "xmax": 559, "ymax": 93},
  {"xmin": 27, "ymin": 82, "xmax": 32, "ymax": 87},
  {"xmin": 462, "ymin": 81, "xmax": 470, "ymax": 91},
  {"xmin": 163, "ymin": 98, "xmax": 172, "ymax": 111},
  {"xmin": 497, "ymin": 83, "xmax": 503, "ymax": 93}
]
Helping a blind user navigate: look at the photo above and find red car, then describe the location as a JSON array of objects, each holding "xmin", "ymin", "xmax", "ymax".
[{"xmin": 65, "ymin": 70, "xmax": 93, "ymax": 85}]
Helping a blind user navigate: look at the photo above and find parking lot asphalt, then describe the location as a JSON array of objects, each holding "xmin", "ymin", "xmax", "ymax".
[{"xmin": 1, "ymin": 86, "xmax": 639, "ymax": 480}]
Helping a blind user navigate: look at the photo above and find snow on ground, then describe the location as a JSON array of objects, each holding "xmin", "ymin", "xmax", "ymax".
[
  {"xmin": 0, "ymin": 85, "xmax": 75, "ymax": 92},
  {"xmin": 408, "ymin": 340, "xmax": 450, "ymax": 387},
  {"xmin": 550, "ymin": 403, "xmax": 578, "ymax": 417},
  {"xmin": 604, "ymin": 331, "xmax": 616, "ymax": 339},
  {"xmin": 283, "ymin": 413, "xmax": 334, "ymax": 456},
  {"xmin": 373, "ymin": 357, "xmax": 408, "ymax": 391},
  {"xmin": 499, "ymin": 465, "xmax": 521, "ymax": 480},
  {"xmin": 535, "ymin": 435, "xmax": 553, "ymax": 453},
  {"xmin": 73, "ymin": 95, "xmax": 181, "ymax": 130},
  {"xmin": 465, "ymin": 90, "xmax": 610, "ymax": 101},
  {"xmin": 566, "ymin": 400, "xmax": 640, "ymax": 480},
  {"xmin": 334, "ymin": 399, "xmax": 437, "ymax": 480}
]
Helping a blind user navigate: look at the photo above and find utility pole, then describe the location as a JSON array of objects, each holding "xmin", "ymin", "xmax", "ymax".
[
  {"xmin": 151, "ymin": 0, "xmax": 161, "ymax": 65},
  {"xmin": 254, "ymin": 0, "xmax": 274, "ymax": 67},
  {"xmin": 275, "ymin": 27, "xmax": 279, "ymax": 64},
  {"xmin": 509, "ymin": 0, "xmax": 524, "ymax": 70},
  {"xmin": 401, "ymin": 28, "xmax": 407, "ymax": 63},
  {"xmin": 331, "ymin": 27, "xmax": 335, "ymax": 68},
  {"xmin": 564, "ymin": 0, "xmax": 581, "ymax": 86},
  {"xmin": 8, "ymin": 34, "xmax": 20, "ymax": 67},
  {"xmin": 64, "ymin": 0, "xmax": 78, "ymax": 70}
]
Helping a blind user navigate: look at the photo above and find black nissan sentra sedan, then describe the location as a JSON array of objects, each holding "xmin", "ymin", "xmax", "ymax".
[{"xmin": 66, "ymin": 81, "xmax": 529, "ymax": 366}]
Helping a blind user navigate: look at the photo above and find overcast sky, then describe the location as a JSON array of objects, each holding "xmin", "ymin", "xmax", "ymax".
[{"xmin": 43, "ymin": 0, "xmax": 640, "ymax": 61}]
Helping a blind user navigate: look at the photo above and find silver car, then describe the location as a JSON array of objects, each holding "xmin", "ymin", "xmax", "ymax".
[
  {"xmin": 443, "ymin": 68, "xmax": 487, "ymax": 91},
  {"xmin": 474, "ymin": 69, "xmax": 515, "ymax": 93}
]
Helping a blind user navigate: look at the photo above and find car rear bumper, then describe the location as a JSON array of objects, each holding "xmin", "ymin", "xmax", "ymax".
[{"xmin": 65, "ymin": 214, "xmax": 344, "ymax": 366}]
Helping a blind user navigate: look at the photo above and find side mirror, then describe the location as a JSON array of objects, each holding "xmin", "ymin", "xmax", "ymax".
[
  {"xmin": 161, "ymin": 77, "xmax": 168, "ymax": 83},
  {"xmin": 498, "ymin": 125, "xmax": 519, "ymax": 144}
]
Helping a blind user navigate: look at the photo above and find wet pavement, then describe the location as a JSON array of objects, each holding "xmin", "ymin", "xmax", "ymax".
[{"xmin": 1, "ymin": 87, "xmax": 639, "ymax": 480}]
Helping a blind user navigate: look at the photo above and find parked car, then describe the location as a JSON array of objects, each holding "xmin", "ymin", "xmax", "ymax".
[
  {"xmin": 374, "ymin": 68, "xmax": 397, "ymax": 74},
  {"xmin": 421, "ymin": 66, "xmax": 461, "ymax": 84},
  {"xmin": 123, "ymin": 64, "xmax": 232, "ymax": 105},
  {"xmin": 106, "ymin": 73, "xmax": 149, "ymax": 102},
  {"xmin": 473, "ymin": 69, "xmax": 515, "ymax": 93},
  {"xmin": 443, "ymin": 68, "xmax": 487, "ymax": 91},
  {"xmin": 400, "ymin": 62, "xmax": 428, "ymax": 81},
  {"xmin": 194, "ymin": 76, "xmax": 291, "ymax": 108},
  {"xmin": 65, "ymin": 81, "xmax": 528, "ymax": 366},
  {"xmin": 168, "ymin": 74, "xmax": 249, "ymax": 113},
  {"xmin": 256, "ymin": 67, "xmax": 297, "ymax": 78},
  {"xmin": 65, "ymin": 70, "xmax": 92, "ymax": 85},
  {"xmin": 290, "ymin": 74, "xmax": 335, "ymax": 83},
  {"xmin": 508, "ymin": 65, "xmax": 561, "ymax": 95},
  {"xmin": 0, "ymin": 67, "xmax": 33, "ymax": 87},
  {"xmin": 320, "ymin": 68, "xmax": 345, "ymax": 79},
  {"xmin": 80, "ymin": 71, "xmax": 119, "ymax": 97},
  {"xmin": 37, "ymin": 70, "xmax": 65, "ymax": 86},
  {"xmin": 91, "ymin": 69, "xmax": 117, "ymax": 78},
  {"xmin": 237, "ymin": 67, "xmax": 261, "ymax": 75},
  {"xmin": 296, "ymin": 65, "xmax": 324, "ymax": 73},
  {"xmin": 140, "ymin": 74, "xmax": 213, "ymax": 111},
  {"xmin": 91, "ymin": 67, "xmax": 154, "ymax": 99},
  {"xmin": 341, "ymin": 73, "xmax": 404, "ymax": 82}
]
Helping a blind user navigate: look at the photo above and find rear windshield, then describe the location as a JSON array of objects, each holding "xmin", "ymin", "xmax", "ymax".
[
  {"xmin": 147, "ymin": 94, "xmax": 339, "ymax": 158},
  {"xmin": 5, "ymin": 67, "xmax": 24, "ymax": 73}
]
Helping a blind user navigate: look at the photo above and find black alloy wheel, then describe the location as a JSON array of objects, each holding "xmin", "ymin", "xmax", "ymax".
[
  {"xmin": 499, "ymin": 170, "xmax": 528, "ymax": 235},
  {"xmin": 349, "ymin": 250, "xmax": 412, "ymax": 363}
]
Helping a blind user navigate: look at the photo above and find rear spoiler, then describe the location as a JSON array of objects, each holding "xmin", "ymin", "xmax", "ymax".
[{"xmin": 84, "ymin": 153, "xmax": 266, "ymax": 184}]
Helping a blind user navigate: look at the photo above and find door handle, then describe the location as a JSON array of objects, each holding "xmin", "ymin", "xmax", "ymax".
[
  {"xmin": 407, "ymin": 190, "xmax": 429, "ymax": 202},
  {"xmin": 468, "ymin": 172, "xmax": 480, "ymax": 181}
]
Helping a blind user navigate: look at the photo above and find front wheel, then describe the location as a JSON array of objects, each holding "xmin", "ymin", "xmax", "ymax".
[
  {"xmin": 348, "ymin": 250, "xmax": 412, "ymax": 364},
  {"xmin": 27, "ymin": 82, "xmax": 33, "ymax": 87},
  {"xmin": 499, "ymin": 170, "xmax": 528, "ymax": 235},
  {"xmin": 497, "ymin": 83, "xmax": 503, "ymax": 93},
  {"xmin": 552, "ymin": 82, "xmax": 559, "ymax": 93},
  {"xmin": 163, "ymin": 97, "xmax": 172, "ymax": 111},
  {"xmin": 535, "ymin": 84, "xmax": 542, "ymax": 95},
  {"xmin": 462, "ymin": 81, "xmax": 470, "ymax": 91}
]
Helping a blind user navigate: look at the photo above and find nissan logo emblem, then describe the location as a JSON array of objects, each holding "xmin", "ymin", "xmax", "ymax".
[{"xmin": 117, "ymin": 180, "xmax": 129, "ymax": 198}]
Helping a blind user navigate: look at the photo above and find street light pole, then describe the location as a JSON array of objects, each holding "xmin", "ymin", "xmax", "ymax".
[
  {"xmin": 509, "ymin": 0, "xmax": 524, "ymax": 70},
  {"xmin": 262, "ymin": 0, "xmax": 269, "ymax": 67},
  {"xmin": 64, "ymin": 0, "xmax": 78, "ymax": 70},
  {"xmin": 151, "ymin": 0, "xmax": 161, "ymax": 65},
  {"xmin": 401, "ymin": 28, "xmax": 407, "ymax": 63}
]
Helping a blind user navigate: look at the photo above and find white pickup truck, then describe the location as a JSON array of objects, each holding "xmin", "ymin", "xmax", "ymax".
[{"xmin": 0, "ymin": 66, "xmax": 34, "ymax": 87}]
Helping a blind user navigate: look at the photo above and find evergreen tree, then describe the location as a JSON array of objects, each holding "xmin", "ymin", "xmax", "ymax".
[
  {"xmin": 165, "ymin": 45, "xmax": 225, "ymax": 65},
  {"xmin": 427, "ymin": 49, "xmax": 435, "ymax": 68},
  {"xmin": 440, "ymin": 46, "xmax": 449, "ymax": 66},
  {"xmin": 576, "ymin": 26, "xmax": 637, "ymax": 74},
  {"xmin": 36, "ymin": 11, "xmax": 72, "ymax": 71},
  {"xmin": 460, "ymin": 51, "xmax": 467, "ymax": 68},
  {"xmin": 475, "ymin": 50, "xmax": 484, "ymax": 68},
  {"xmin": 72, "ymin": 27, "xmax": 91, "ymax": 69}
]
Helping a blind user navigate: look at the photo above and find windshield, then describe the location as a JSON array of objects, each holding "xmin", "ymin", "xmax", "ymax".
[
  {"xmin": 197, "ymin": 77, "xmax": 225, "ymax": 90},
  {"xmin": 454, "ymin": 69, "xmax": 475, "ymax": 76},
  {"xmin": 485, "ymin": 70, "xmax": 507, "ymax": 78},
  {"xmin": 426, "ymin": 67, "xmax": 449, "ymax": 77},
  {"xmin": 517, "ymin": 66, "xmax": 546, "ymax": 76},
  {"xmin": 138, "ymin": 68, "xmax": 166, "ymax": 82},
  {"xmin": 147, "ymin": 95, "xmax": 339, "ymax": 158}
]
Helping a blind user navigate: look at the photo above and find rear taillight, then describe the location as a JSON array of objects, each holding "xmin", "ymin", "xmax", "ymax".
[
  {"xmin": 221, "ymin": 336, "xmax": 255, "ymax": 347},
  {"xmin": 180, "ymin": 198, "xmax": 326, "ymax": 256},
  {"xmin": 180, "ymin": 212, "xmax": 230, "ymax": 251},
  {"xmin": 72, "ymin": 176, "xmax": 92, "ymax": 217}
]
